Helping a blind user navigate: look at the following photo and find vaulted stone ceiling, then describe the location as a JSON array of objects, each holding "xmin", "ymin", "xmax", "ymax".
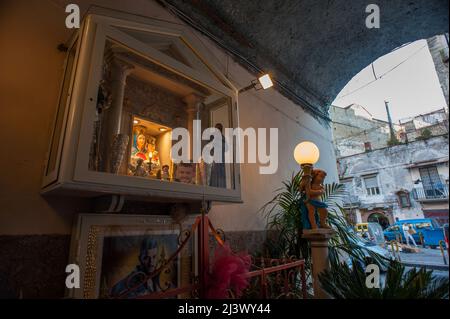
[{"xmin": 159, "ymin": 0, "xmax": 449, "ymax": 120}]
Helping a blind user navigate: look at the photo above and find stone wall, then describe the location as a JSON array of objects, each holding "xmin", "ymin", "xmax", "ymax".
[
  {"xmin": 427, "ymin": 34, "xmax": 449, "ymax": 107},
  {"xmin": 0, "ymin": 235, "xmax": 70, "ymax": 298},
  {"xmin": 338, "ymin": 135, "xmax": 449, "ymax": 222},
  {"xmin": 330, "ymin": 104, "xmax": 393, "ymax": 157}
]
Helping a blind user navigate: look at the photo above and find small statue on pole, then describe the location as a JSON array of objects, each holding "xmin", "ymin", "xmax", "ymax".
[
  {"xmin": 299, "ymin": 168, "xmax": 330, "ymax": 229},
  {"xmin": 294, "ymin": 141, "xmax": 330, "ymax": 229}
]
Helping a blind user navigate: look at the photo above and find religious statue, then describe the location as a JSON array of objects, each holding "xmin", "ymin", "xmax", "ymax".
[
  {"xmin": 129, "ymin": 158, "xmax": 148, "ymax": 177},
  {"xmin": 158, "ymin": 165, "xmax": 170, "ymax": 181},
  {"xmin": 299, "ymin": 168, "xmax": 330, "ymax": 229},
  {"xmin": 209, "ymin": 123, "xmax": 227, "ymax": 188}
]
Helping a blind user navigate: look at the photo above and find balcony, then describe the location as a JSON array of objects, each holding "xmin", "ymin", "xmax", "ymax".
[{"xmin": 412, "ymin": 185, "xmax": 449, "ymax": 201}]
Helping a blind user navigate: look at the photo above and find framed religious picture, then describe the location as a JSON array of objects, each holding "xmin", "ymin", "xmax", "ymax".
[
  {"xmin": 128, "ymin": 116, "xmax": 168, "ymax": 179},
  {"xmin": 67, "ymin": 214, "xmax": 197, "ymax": 299}
]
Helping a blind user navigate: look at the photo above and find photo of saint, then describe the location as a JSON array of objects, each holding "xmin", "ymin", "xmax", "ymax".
[{"xmin": 100, "ymin": 234, "xmax": 178, "ymax": 299}]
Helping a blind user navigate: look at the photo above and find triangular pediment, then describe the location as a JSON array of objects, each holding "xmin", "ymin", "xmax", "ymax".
[{"xmin": 113, "ymin": 26, "xmax": 232, "ymax": 91}]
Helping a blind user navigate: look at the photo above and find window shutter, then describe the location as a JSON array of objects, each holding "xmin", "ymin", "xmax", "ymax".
[{"xmin": 364, "ymin": 176, "xmax": 378, "ymax": 188}]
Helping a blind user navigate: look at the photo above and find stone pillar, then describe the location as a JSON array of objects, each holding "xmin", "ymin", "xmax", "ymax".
[
  {"xmin": 302, "ymin": 228, "xmax": 336, "ymax": 299},
  {"xmin": 183, "ymin": 93, "xmax": 204, "ymax": 162},
  {"xmin": 104, "ymin": 53, "xmax": 134, "ymax": 173}
]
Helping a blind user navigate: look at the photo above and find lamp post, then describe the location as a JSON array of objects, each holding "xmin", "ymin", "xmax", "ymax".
[{"xmin": 294, "ymin": 141, "xmax": 334, "ymax": 299}]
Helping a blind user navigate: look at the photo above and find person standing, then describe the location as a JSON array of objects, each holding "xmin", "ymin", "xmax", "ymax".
[
  {"xmin": 402, "ymin": 223, "xmax": 417, "ymax": 247},
  {"xmin": 209, "ymin": 123, "xmax": 227, "ymax": 188}
]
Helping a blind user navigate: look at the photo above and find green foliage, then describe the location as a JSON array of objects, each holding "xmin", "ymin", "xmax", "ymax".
[
  {"xmin": 261, "ymin": 171, "xmax": 308, "ymax": 260},
  {"xmin": 318, "ymin": 260, "xmax": 449, "ymax": 299},
  {"xmin": 387, "ymin": 136, "xmax": 401, "ymax": 146},
  {"xmin": 417, "ymin": 128, "xmax": 432, "ymax": 140},
  {"xmin": 261, "ymin": 171, "xmax": 388, "ymax": 269}
]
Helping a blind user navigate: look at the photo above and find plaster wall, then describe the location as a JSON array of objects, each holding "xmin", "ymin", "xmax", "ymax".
[
  {"xmin": 339, "ymin": 135, "xmax": 449, "ymax": 221},
  {"xmin": 330, "ymin": 105, "xmax": 392, "ymax": 157},
  {"xmin": 0, "ymin": 0, "xmax": 337, "ymax": 235}
]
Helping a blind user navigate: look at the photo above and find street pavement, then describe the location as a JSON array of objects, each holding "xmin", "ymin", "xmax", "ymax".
[{"xmin": 398, "ymin": 247, "xmax": 448, "ymax": 268}]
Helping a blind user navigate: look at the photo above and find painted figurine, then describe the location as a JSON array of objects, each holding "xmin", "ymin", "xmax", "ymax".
[{"xmin": 299, "ymin": 168, "xmax": 330, "ymax": 229}]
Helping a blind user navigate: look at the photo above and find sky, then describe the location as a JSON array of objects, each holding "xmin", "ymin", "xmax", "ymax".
[{"xmin": 332, "ymin": 39, "xmax": 447, "ymax": 123}]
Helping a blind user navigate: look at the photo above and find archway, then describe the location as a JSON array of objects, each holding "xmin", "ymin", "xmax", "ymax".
[
  {"xmin": 368, "ymin": 213, "xmax": 390, "ymax": 229},
  {"xmin": 161, "ymin": 0, "xmax": 448, "ymax": 117}
]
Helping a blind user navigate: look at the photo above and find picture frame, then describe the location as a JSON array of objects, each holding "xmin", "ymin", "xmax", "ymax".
[
  {"xmin": 173, "ymin": 163, "xmax": 198, "ymax": 185},
  {"xmin": 67, "ymin": 214, "xmax": 197, "ymax": 299}
]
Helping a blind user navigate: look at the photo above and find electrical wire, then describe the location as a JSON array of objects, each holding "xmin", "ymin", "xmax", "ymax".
[
  {"xmin": 158, "ymin": 0, "xmax": 331, "ymax": 122},
  {"xmin": 336, "ymin": 44, "xmax": 427, "ymax": 100}
]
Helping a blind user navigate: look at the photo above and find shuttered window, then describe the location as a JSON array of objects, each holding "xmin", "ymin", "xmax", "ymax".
[{"xmin": 363, "ymin": 175, "xmax": 380, "ymax": 196}]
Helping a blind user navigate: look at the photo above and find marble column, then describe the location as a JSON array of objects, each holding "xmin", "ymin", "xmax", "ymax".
[
  {"xmin": 302, "ymin": 228, "xmax": 336, "ymax": 299},
  {"xmin": 104, "ymin": 54, "xmax": 134, "ymax": 174},
  {"xmin": 182, "ymin": 93, "xmax": 204, "ymax": 163}
]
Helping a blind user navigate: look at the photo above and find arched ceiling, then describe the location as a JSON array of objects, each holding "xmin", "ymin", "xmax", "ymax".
[{"xmin": 160, "ymin": 0, "xmax": 449, "ymax": 121}]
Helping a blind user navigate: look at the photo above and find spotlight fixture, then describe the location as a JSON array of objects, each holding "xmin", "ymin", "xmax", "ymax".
[
  {"xmin": 133, "ymin": 119, "xmax": 139, "ymax": 124},
  {"xmin": 159, "ymin": 127, "xmax": 168, "ymax": 132},
  {"xmin": 238, "ymin": 73, "xmax": 273, "ymax": 93}
]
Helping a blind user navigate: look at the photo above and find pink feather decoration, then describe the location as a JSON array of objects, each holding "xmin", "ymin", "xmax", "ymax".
[{"xmin": 206, "ymin": 243, "xmax": 252, "ymax": 299}]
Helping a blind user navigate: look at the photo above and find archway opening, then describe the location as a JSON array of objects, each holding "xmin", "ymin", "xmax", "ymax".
[
  {"xmin": 368, "ymin": 213, "xmax": 390, "ymax": 230},
  {"xmin": 332, "ymin": 34, "xmax": 449, "ymax": 228}
]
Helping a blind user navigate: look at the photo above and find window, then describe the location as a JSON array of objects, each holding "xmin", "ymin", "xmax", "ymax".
[
  {"xmin": 387, "ymin": 225, "xmax": 400, "ymax": 231},
  {"xmin": 397, "ymin": 191, "xmax": 411, "ymax": 208},
  {"xmin": 419, "ymin": 166, "xmax": 445, "ymax": 198},
  {"xmin": 363, "ymin": 175, "xmax": 380, "ymax": 196},
  {"xmin": 415, "ymin": 222, "xmax": 432, "ymax": 229},
  {"xmin": 341, "ymin": 178, "xmax": 353, "ymax": 192}
]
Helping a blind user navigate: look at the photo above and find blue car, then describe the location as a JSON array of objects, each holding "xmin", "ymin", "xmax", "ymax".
[{"xmin": 383, "ymin": 218, "xmax": 444, "ymax": 248}]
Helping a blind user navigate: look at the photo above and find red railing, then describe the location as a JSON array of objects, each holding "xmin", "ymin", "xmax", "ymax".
[
  {"xmin": 243, "ymin": 259, "xmax": 307, "ymax": 299},
  {"xmin": 116, "ymin": 212, "xmax": 307, "ymax": 299}
]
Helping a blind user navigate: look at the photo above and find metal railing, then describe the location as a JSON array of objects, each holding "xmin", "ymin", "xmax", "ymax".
[
  {"xmin": 412, "ymin": 185, "xmax": 448, "ymax": 200},
  {"xmin": 241, "ymin": 258, "xmax": 307, "ymax": 299},
  {"xmin": 113, "ymin": 214, "xmax": 307, "ymax": 300}
]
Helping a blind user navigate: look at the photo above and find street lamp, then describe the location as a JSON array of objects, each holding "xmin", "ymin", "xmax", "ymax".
[
  {"xmin": 293, "ymin": 141, "xmax": 320, "ymax": 176},
  {"xmin": 293, "ymin": 140, "xmax": 333, "ymax": 300}
]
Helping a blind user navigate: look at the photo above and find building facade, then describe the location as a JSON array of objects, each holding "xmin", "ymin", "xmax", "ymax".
[
  {"xmin": 330, "ymin": 104, "xmax": 398, "ymax": 157},
  {"xmin": 427, "ymin": 34, "xmax": 449, "ymax": 107},
  {"xmin": 399, "ymin": 108, "xmax": 449, "ymax": 142},
  {"xmin": 337, "ymin": 135, "xmax": 449, "ymax": 228}
]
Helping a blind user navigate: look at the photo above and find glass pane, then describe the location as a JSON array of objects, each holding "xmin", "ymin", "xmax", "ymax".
[
  {"xmin": 46, "ymin": 39, "xmax": 78, "ymax": 176},
  {"xmin": 420, "ymin": 166, "xmax": 442, "ymax": 188},
  {"xmin": 399, "ymin": 194, "xmax": 408, "ymax": 207},
  {"xmin": 363, "ymin": 176, "xmax": 378, "ymax": 188},
  {"xmin": 88, "ymin": 39, "xmax": 235, "ymax": 189}
]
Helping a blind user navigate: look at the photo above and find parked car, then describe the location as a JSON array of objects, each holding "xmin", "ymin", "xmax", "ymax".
[
  {"xmin": 341, "ymin": 227, "xmax": 395, "ymax": 272},
  {"xmin": 383, "ymin": 218, "xmax": 444, "ymax": 248},
  {"xmin": 346, "ymin": 228, "xmax": 393, "ymax": 272},
  {"xmin": 355, "ymin": 222, "xmax": 385, "ymax": 246}
]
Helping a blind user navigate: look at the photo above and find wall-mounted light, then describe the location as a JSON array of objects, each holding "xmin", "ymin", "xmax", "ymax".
[
  {"xmin": 159, "ymin": 127, "xmax": 168, "ymax": 132},
  {"xmin": 238, "ymin": 73, "xmax": 273, "ymax": 93},
  {"xmin": 133, "ymin": 119, "xmax": 139, "ymax": 124}
]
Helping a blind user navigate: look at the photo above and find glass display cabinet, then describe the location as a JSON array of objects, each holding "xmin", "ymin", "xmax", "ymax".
[{"xmin": 42, "ymin": 12, "xmax": 241, "ymax": 203}]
